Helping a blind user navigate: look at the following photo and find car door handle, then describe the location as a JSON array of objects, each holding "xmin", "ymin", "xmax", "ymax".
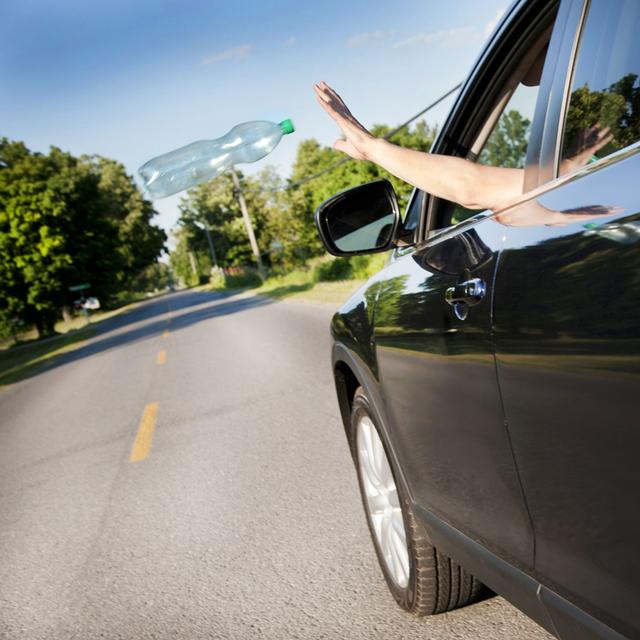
[{"xmin": 445, "ymin": 278, "xmax": 486, "ymax": 306}]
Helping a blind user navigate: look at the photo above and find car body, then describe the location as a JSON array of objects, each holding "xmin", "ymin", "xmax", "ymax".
[{"xmin": 315, "ymin": 0, "xmax": 639, "ymax": 638}]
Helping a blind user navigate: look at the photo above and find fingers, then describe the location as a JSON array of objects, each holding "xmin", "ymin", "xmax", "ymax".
[
  {"xmin": 315, "ymin": 94, "xmax": 331, "ymax": 113},
  {"xmin": 314, "ymin": 81, "xmax": 349, "ymax": 112},
  {"xmin": 313, "ymin": 83, "xmax": 330, "ymax": 103},
  {"xmin": 333, "ymin": 139, "xmax": 349, "ymax": 153},
  {"xmin": 601, "ymin": 133, "xmax": 614, "ymax": 147},
  {"xmin": 596, "ymin": 126, "xmax": 612, "ymax": 143},
  {"xmin": 314, "ymin": 86, "xmax": 340, "ymax": 118},
  {"xmin": 315, "ymin": 92, "xmax": 345, "ymax": 127},
  {"xmin": 314, "ymin": 82, "xmax": 334, "ymax": 102},
  {"xmin": 314, "ymin": 82, "xmax": 353, "ymax": 126},
  {"xmin": 589, "ymin": 130, "xmax": 614, "ymax": 154},
  {"xmin": 320, "ymin": 81, "xmax": 344, "ymax": 105},
  {"xmin": 576, "ymin": 123, "xmax": 614, "ymax": 158},
  {"xmin": 563, "ymin": 204, "xmax": 624, "ymax": 218},
  {"xmin": 313, "ymin": 80, "xmax": 373, "ymax": 158}
]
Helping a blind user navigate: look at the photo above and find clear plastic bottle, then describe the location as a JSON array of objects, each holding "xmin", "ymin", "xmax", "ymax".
[{"xmin": 139, "ymin": 119, "xmax": 295, "ymax": 199}]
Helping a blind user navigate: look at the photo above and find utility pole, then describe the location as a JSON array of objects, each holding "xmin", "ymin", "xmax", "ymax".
[
  {"xmin": 230, "ymin": 167, "xmax": 266, "ymax": 282},
  {"xmin": 201, "ymin": 222, "xmax": 218, "ymax": 270},
  {"xmin": 188, "ymin": 251, "xmax": 199, "ymax": 281}
]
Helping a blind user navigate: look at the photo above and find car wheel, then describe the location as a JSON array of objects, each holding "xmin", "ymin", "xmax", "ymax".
[{"xmin": 350, "ymin": 386, "xmax": 484, "ymax": 615}]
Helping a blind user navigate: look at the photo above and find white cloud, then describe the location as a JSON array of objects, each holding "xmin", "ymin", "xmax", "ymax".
[
  {"xmin": 201, "ymin": 44, "xmax": 252, "ymax": 65},
  {"xmin": 347, "ymin": 30, "xmax": 395, "ymax": 48},
  {"xmin": 392, "ymin": 26, "xmax": 478, "ymax": 49},
  {"xmin": 283, "ymin": 36, "xmax": 297, "ymax": 47},
  {"xmin": 484, "ymin": 7, "xmax": 506, "ymax": 37}
]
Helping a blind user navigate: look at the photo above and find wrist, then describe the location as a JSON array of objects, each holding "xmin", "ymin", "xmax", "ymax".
[{"xmin": 361, "ymin": 136, "xmax": 389, "ymax": 163}]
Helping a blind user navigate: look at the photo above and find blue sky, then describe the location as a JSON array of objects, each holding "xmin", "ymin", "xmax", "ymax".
[{"xmin": 1, "ymin": 0, "xmax": 507, "ymax": 235}]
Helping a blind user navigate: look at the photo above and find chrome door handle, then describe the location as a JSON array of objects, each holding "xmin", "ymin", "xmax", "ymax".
[{"xmin": 445, "ymin": 278, "xmax": 486, "ymax": 306}]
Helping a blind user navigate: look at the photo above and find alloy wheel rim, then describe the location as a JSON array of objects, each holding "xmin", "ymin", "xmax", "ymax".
[{"xmin": 356, "ymin": 415, "xmax": 410, "ymax": 589}]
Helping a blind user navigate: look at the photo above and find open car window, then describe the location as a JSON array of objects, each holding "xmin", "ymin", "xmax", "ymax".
[
  {"xmin": 448, "ymin": 79, "xmax": 543, "ymax": 226},
  {"xmin": 427, "ymin": 4, "xmax": 559, "ymax": 232}
]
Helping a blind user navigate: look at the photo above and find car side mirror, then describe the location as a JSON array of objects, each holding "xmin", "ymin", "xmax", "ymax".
[{"xmin": 315, "ymin": 179, "xmax": 402, "ymax": 256}]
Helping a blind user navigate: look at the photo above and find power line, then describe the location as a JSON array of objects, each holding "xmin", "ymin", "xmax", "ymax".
[
  {"xmin": 246, "ymin": 82, "xmax": 462, "ymax": 194},
  {"xmin": 383, "ymin": 82, "xmax": 462, "ymax": 140}
]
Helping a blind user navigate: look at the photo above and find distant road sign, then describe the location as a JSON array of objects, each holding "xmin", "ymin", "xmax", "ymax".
[{"xmin": 68, "ymin": 283, "xmax": 91, "ymax": 292}]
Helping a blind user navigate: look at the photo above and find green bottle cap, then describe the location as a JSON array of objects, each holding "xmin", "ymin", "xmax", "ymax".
[{"xmin": 279, "ymin": 119, "xmax": 295, "ymax": 135}]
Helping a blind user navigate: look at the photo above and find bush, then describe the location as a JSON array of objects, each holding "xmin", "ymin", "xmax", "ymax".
[
  {"xmin": 312, "ymin": 253, "xmax": 388, "ymax": 283},
  {"xmin": 313, "ymin": 257, "xmax": 353, "ymax": 282},
  {"xmin": 223, "ymin": 268, "xmax": 262, "ymax": 289},
  {"xmin": 349, "ymin": 253, "xmax": 387, "ymax": 279},
  {"xmin": 208, "ymin": 268, "xmax": 226, "ymax": 289}
]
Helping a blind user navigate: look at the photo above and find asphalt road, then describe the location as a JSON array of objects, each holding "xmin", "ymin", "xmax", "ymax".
[{"xmin": 0, "ymin": 290, "xmax": 552, "ymax": 640}]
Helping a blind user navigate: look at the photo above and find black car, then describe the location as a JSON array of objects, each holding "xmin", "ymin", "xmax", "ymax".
[{"xmin": 314, "ymin": 1, "xmax": 640, "ymax": 638}]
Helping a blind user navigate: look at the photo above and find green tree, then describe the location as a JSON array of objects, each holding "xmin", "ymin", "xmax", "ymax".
[
  {"xmin": 284, "ymin": 120, "xmax": 438, "ymax": 267},
  {"xmin": 169, "ymin": 226, "xmax": 199, "ymax": 287},
  {"xmin": 85, "ymin": 156, "xmax": 167, "ymax": 292},
  {"xmin": 171, "ymin": 120, "xmax": 437, "ymax": 276},
  {"xmin": 127, "ymin": 261, "xmax": 172, "ymax": 294},
  {"xmin": 0, "ymin": 138, "xmax": 166, "ymax": 336},
  {"xmin": 479, "ymin": 109, "xmax": 531, "ymax": 168},
  {"xmin": 563, "ymin": 73, "xmax": 640, "ymax": 158},
  {"xmin": 176, "ymin": 167, "xmax": 284, "ymax": 272},
  {"xmin": 0, "ymin": 141, "xmax": 81, "ymax": 334}
]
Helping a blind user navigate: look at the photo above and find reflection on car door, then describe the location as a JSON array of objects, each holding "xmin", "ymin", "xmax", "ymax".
[
  {"xmin": 373, "ymin": 216, "xmax": 534, "ymax": 567},
  {"xmin": 493, "ymin": 152, "xmax": 640, "ymax": 638},
  {"xmin": 493, "ymin": 1, "xmax": 640, "ymax": 635}
]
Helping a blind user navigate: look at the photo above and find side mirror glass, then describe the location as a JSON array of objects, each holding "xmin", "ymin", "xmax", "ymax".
[{"xmin": 315, "ymin": 179, "xmax": 401, "ymax": 256}]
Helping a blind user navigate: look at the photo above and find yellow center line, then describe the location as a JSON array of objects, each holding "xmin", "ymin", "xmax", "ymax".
[
  {"xmin": 157, "ymin": 350, "xmax": 167, "ymax": 365},
  {"xmin": 162, "ymin": 329, "xmax": 170, "ymax": 338},
  {"xmin": 129, "ymin": 402, "xmax": 159, "ymax": 463}
]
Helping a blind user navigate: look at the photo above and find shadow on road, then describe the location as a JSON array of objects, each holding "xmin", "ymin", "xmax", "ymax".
[
  {"xmin": 259, "ymin": 283, "xmax": 314, "ymax": 299},
  {"xmin": 1, "ymin": 290, "xmax": 273, "ymax": 387}
]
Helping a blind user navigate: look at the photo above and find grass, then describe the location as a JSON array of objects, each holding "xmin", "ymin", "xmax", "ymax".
[
  {"xmin": 2, "ymin": 308, "xmax": 115, "ymax": 351},
  {"xmin": 258, "ymin": 277, "xmax": 365, "ymax": 306},
  {"xmin": 0, "ymin": 257, "xmax": 376, "ymax": 385},
  {"xmin": 209, "ymin": 254, "xmax": 387, "ymax": 306},
  {"xmin": 0, "ymin": 326, "xmax": 94, "ymax": 387},
  {"xmin": 0, "ymin": 290, "xmax": 168, "ymax": 350},
  {"xmin": 0, "ymin": 293, "xmax": 161, "ymax": 387}
]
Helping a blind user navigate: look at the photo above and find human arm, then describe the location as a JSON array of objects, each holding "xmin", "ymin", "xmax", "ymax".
[
  {"xmin": 363, "ymin": 138, "xmax": 524, "ymax": 211},
  {"xmin": 313, "ymin": 81, "xmax": 523, "ymax": 212}
]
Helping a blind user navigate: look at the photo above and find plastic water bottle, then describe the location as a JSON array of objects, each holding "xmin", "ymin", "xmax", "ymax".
[{"xmin": 139, "ymin": 119, "xmax": 295, "ymax": 198}]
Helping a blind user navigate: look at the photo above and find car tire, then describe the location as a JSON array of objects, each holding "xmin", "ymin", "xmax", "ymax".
[{"xmin": 350, "ymin": 386, "xmax": 484, "ymax": 615}]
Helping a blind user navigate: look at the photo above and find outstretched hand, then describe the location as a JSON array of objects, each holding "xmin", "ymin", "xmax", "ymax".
[
  {"xmin": 560, "ymin": 123, "xmax": 614, "ymax": 175},
  {"xmin": 313, "ymin": 81, "xmax": 374, "ymax": 160}
]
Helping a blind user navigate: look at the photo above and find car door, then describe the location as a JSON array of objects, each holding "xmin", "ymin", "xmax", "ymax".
[
  {"xmin": 373, "ymin": 0, "xmax": 562, "ymax": 569},
  {"xmin": 492, "ymin": 1, "xmax": 640, "ymax": 637},
  {"xmin": 375, "ymin": 212, "xmax": 532, "ymax": 561}
]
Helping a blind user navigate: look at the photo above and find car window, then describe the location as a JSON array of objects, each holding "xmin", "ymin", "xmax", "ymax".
[
  {"xmin": 427, "ymin": 3, "xmax": 560, "ymax": 232},
  {"xmin": 559, "ymin": 0, "xmax": 640, "ymax": 176},
  {"xmin": 437, "ymin": 33, "xmax": 552, "ymax": 229},
  {"xmin": 449, "ymin": 80, "xmax": 542, "ymax": 225},
  {"xmin": 478, "ymin": 83, "xmax": 540, "ymax": 170}
]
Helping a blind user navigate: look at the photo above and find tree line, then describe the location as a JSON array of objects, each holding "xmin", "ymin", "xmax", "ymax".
[
  {"xmin": 170, "ymin": 121, "xmax": 439, "ymax": 286},
  {"xmin": 0, "ymin": 139, "xmax": 167, "ymax": 337},
  {"xmin": 1, "ymin": 107, "xmax": 534, "ymax": 338},
  {"xmin": 170, "ymin": 108, "xmax": 537, "ymax": 286}
]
